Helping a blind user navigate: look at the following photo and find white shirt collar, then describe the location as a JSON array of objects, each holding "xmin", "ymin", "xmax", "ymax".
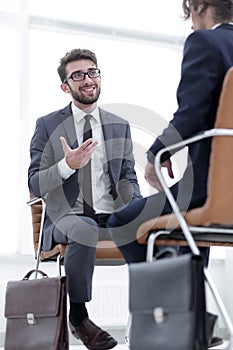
[
  {"xmin": 212, "ymin": 23, "xmax": 221, "ymax": 29},
  {"xmin": 71, "ymin": 103, "xmax": 100, "ymax": 124},
  {"xmin": 212, "ymin": 22, "xmax": 233, "ymax": 30}
]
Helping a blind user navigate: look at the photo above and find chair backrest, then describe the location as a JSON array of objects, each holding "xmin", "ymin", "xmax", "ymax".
[
  {"xmin": 136, "ymin": 67, "xmax": 233, "ymax": 248},
  {"xmin": 201, "ymin": 67, "xmax": 233, "ymax": 226},
  {"xmin": 29, "ymin": 194, "xmax": 125, "ymax": 265}
]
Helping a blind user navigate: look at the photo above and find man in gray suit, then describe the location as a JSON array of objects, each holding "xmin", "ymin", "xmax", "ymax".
[{"xmin": 28, "ymin": 48, "xmax": 142, "ymax": 350}]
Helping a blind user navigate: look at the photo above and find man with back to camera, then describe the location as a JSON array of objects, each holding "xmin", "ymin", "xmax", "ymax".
[
  {"xmin": 28, "ymin": 48, "xmax": 142, "ymax": 350},
  {"xmin": 107, "ymin": 1, "xmax": 233, "ymax": 347}
]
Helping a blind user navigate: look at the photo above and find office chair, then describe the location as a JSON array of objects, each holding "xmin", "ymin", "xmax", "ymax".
[
  {"xmin": 136, "ymin": 67, "xmax": 233, "ymax": 348},
  {"xmin": 27, "ymin": 194, "xmax": 129, "ymax": 343},
  {"xmin": 27, "ymin": 194, "xmax": 125, "ymax": 273}
]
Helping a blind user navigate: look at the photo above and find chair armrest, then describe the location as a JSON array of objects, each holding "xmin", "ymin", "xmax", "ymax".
[{"xmin": 27, "ymin": 196, "xmax": 45, "ymax": 206}]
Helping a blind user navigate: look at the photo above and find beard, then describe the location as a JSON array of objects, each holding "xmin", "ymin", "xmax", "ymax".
[{"xmin": 70, "ymin": 85, "xmax": 101, "ymax": 105}]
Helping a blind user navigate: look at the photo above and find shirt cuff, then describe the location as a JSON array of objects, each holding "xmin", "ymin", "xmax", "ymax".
[{"xmin": 58, "ymin": 157, "xmax": 75, "ymax": 180}]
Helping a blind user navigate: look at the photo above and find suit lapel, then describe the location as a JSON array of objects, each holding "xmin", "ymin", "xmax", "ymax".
[
  {"xmin": 60, "ymin": 103, "xmax": 79, "ymax": 148},
  {"xmin": 99, "ymin": 108, "xmax": 118, "ymax": 186},
  {"xmin": 99, "ymin": 108, "xmax": 113, "ymax": 162}
]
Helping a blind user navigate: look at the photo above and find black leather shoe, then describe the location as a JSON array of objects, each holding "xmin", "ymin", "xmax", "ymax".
[
  {"xmin": 69, "ymin": 318, "xmax": 118, "ymax": 350},
  {"xmin": 209, "ymin": 336, "xmax": 223, "ymax": 348}
]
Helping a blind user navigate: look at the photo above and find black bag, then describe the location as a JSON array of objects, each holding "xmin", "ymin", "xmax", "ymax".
[
  {"xmin": 4, "ymin": 269, "xmax": 69, "ymax": 350},
  {"xmin": 129, "ymin": 251, "xmax": 216, "ymax": 350}
]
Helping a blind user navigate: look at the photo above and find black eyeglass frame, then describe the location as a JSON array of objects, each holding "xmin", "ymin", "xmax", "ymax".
[{"xmin": 63, "ymin": 69, "xmax": 101, "ymax": 83}]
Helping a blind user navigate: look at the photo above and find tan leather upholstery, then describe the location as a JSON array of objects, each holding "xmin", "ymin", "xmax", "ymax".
[
  {"xmin": 200, "ymin": 67, "xmax": 233, "ymax": 226},
  {"xmin": 137, "ymin": 67, "xmax": 233, "ymax": 248},
  {"xmin": 29, "ymin": 193, "xmax": 124, "ymax": 262}
]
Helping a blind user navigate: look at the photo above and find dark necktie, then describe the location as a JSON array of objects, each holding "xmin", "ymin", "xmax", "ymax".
[{"xmin": 82, "ymin": 115, "xmax": 95, "ymax": 218}]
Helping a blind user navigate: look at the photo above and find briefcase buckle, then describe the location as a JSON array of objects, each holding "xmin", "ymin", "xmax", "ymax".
[
  {"xmin": 27, "ymin": 313, "xmax": 36, "ymax": 325},
  {"xmin": 153, "ymin": 307, "xmax": 166, "ymax": 324}
]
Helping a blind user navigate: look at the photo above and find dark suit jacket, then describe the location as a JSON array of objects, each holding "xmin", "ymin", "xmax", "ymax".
[
  {"xmin": 148, "ymin": 23, "xmax": 233, "ymax": 208},
  {"xmin": 28, "ymin": 105, "xmax": 142, "ymax": 250}
]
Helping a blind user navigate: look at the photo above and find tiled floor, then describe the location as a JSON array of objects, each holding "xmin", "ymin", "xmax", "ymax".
[
  {"xmin": 0, "ymin": 341, "xmax": 227, "ymax": 349},
  {"xmin": 68, "ymin": 343, "xmax": 227, "ymax": 349}
]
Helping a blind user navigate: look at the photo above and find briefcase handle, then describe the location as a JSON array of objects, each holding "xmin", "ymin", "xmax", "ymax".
[
  {"xmin": 23, "ymin": 269, "xmax": 48, "ymax": 280},
  {"xmin": 147, "ymin": 233, "xmax": 178, "ymax": 262}
]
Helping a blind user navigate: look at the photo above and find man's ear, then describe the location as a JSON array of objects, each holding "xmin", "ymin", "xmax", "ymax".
[
  {"xmin": 60, "ymin": 83, "xmax": 70, "ymax": 93},
  {"xmin": 197, "ymin": 2, "xmax": 207, "ymax": 15}
]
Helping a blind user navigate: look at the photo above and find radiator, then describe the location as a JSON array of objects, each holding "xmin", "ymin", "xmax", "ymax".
[{"xmin": 87, "ymin": 267, "xmax": 129, "ymax": 326}]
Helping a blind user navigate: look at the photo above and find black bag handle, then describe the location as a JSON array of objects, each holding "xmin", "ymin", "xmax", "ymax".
[
  {"xmin": 155, "ymin": 247, "xmax": 178, "ymax": 260},
  {"xmin": 23, "ymin": 269, "xmax": 48, "ymax": 280}
]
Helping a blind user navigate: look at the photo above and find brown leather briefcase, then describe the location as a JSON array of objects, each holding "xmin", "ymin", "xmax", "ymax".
[{"xmin": 4, "ymin": 269, "xmax": 69, "ymax": 350}]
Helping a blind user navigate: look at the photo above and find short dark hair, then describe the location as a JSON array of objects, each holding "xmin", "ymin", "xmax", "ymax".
[
  {"xmin": 182, "ymin": 0, "xmax": 233, "ymax": 22},
  {"xmin": 57, "ymin": 48, "xmax": 98, "ymax": 83}
]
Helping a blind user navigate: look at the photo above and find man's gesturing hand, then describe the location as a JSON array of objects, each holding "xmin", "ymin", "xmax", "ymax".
[{"xmin": 60, "ymin": 136, "xmax": 98, "ymax": 170}]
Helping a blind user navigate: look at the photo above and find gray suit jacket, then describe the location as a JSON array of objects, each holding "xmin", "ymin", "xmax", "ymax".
[{"xmin": 28, "ymin": 104, "xmax": 142, "ymax": 250}]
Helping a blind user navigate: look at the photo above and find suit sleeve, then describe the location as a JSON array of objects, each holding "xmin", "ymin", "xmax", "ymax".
[
  {"xmin": 28, "ymin": 117, "xmax": 67, "ymax": 197},
  {"xmin": 147, "ymin": 30, "xmax": 219, "ymax": 163}
]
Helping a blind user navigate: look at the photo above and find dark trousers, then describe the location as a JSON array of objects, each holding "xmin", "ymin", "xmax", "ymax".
[
  {"xmin": 53, "ymin": 213, "xmax": 110, "ymax": 303},
  {"xmin": 107, "ymin": 182, "xmax": 209, "ymax": 266}
]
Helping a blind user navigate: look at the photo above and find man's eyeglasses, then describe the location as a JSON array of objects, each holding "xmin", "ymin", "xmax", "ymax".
[{"xmin": 64, "ymin": 69, "xmax": 100, "ymax": 83}]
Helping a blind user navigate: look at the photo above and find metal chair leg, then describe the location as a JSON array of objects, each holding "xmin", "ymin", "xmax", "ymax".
[
  {"xmin": 124, "ymin": 313, "xmax": 131, "ymax": 347},
  {"xmin": 56, "ymin": 254, "xmax": 63, "ymax": 276}
]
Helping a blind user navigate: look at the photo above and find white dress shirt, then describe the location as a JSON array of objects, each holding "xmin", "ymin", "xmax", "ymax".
[{"xmin": 58, "ymin": 103, "xmax": 115, "ymax": 214}]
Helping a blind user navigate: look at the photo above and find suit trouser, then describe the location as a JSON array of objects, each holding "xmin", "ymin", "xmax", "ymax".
[
  {"xmin": 53, "ymin": 214, "xmax": 110, "ymax": 303},
  {"xmin": 107, "ymin": 181, "xmax": 209, "ymax": 266}
]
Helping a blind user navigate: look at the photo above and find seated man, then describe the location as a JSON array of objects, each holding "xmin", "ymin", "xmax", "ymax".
[
  {"xmin": 28, "ymin": 48, "xmax": 142, "ymax": 350},
  {"xmin": 107, "ymin": 1, "xmax": 233, "ymax": 347}
]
